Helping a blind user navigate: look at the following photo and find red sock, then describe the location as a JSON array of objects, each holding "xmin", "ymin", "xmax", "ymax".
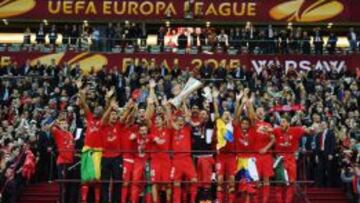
[
  {"xmin": 252, "ymin": 191, "xmax": 259, "ymax": 203},
  {"xmin": 121, "ymin": 186, "xmax": 128, "ymax": 203},
  {"xmin": 94, "ymin": 185, "xmax": 101, "ymax": 203},
  {"xmin": 228, "ymin": 193, "xmax": 235, "ymax": 203},
  {"xmin": 217, "ymin": 191, "xmax": 224, "ymax": 203},
  {"xmin": 173, "ymin": 186, "xmax": 181, "ymax": 203},
  {"xmin": 275, "ymin": 186, "xmax": 283, "ymax": 203},
  {"xmin": 285, "ymin": 186, "xmax": 294, "ymax": 203},
  {"xmin": 81, "ymin": 185, "xmax": 89, "ymax": 202},
  {"xmin": 262, "ymin": 185, "xmax": 270, "ymax": 203},
  {"xmin": 190, "ymin": 184, "xmax": 198, "ymax": 203},
  {"xmin": 130, "ymin": 185, "xmax": 140, "ymax": 203}
]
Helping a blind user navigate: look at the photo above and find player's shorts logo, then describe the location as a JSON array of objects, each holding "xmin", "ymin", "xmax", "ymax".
[
  {"xmin": 270, "ymin": 0, "xmax": 344, "ymax": 22},
  {"xmin": 0, "ymin": 0, "xmax": 36, "ymax": 18}
]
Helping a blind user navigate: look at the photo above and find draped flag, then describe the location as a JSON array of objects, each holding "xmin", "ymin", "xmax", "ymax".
[
  {"xmin": 216, "ymin": 119, "xmax": 234, "ymax": 150},
  {"xmin": 81, "ymin": 147, "xmax": 102, "ymax": 183},
  {"xmin": 236, "ymin": 158, "xmax": 259, "ymax": 193},
  {"xmin": 273, "ymin": 156, "xmax": 289, "ymax": 185}
]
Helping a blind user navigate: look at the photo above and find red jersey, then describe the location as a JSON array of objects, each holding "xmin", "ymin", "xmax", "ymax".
[
  {"xmin": 254, "ymin": 120, "xmax": 273, "ymax": 151},
  {"xmin": 234, "ymin": 125, "xmax": 257, "ymax": 157},
  {"xmin": 172, "ymin": 125, "xmax": 192, "ymax": 159},
  {"xmin": 101, "ymin": 122, "xmax": 122, "ymax": 158},
  {"xmin": 273, "ymin": 127, "xmax": 306, "ymax": 155},
  {"xmin": 51, "ymin": 127, "xmax": 74, "ymax": 165},
  {"xmin": 84, "ymin": 112, "xmax": 103, "ymax": 148},
  {"xmin": 120, "ymin": 124, "xmax": 138, "ymax": 159},
  {"xmin": 135, "ymin": 133, "xmax": 151, "ymax": 160},
  {"xmin": 149, "ymin": 126, "xmax": 172, "ymax": 159}
]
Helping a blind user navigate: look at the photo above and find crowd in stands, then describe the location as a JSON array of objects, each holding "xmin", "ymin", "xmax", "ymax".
[
  {"xmin": 17, "ymin": 23, "xmax": 360, "ymax": 54},
  {"xmin": 0, "ymin": 55, "xmax": 358, "ymax": 203}
]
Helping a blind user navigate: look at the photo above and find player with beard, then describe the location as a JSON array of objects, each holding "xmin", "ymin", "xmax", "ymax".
[
  {"xmin": 233, "ymin": 91, "xmax": 259, "ymax": 203},
  {"xmin": 212, "ymin": 88, "xmax": 238, "ymax": 203},
  {"xmin": 100, "ymin": 98, "xmax": 134, "ymax": 203},
  {"xmin": 47, "ymin": 114, "xmax": 75, "ymax": 203},
  {"xmin": 185, "ymin": 103, "xmax": 215, "ymax": 201},
  {"xmin": 130, "ymin": 124, "xmax": 151, "ymax": 203},
  {"xmin": 272, "ymin": 117, "xmax": 316, "ymax": 203},
  {"xmin": 168, "ymin": 103, "xmax": 198, "ymax": 203},
  {"xmin": 248, "ymin": 103, "xmax": 275, "ymax": 203},
  {"xmin": 77, "ymin": 80, "xmax": 111, "ymax": 203}
]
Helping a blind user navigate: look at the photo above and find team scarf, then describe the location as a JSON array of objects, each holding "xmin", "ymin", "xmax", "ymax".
[
  {"xmin": 269, "ymin": 104, "xmax": 304, "ymax": 113},
  {"xmin": 80, "ymin": 146, "xmax": 102, "ymax": 183},
  {"xmin": 216, "ymin": 118, "xmax": 234, "ymax": 150}
]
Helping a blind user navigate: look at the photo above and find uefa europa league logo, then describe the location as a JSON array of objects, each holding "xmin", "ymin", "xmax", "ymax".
[{"xmin": 270, "ymin": 0, "xmax": 344, "ymax": 22}]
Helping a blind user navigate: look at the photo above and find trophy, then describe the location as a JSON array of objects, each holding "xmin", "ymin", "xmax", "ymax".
[{"xmin": 169, "ymin": 77, "xmax": 203, "ymax": 108}]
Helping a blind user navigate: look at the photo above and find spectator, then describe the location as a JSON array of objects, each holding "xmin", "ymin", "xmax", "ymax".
[
  {"xmin": 62, "ymin": 24, "xmax": 70, "ymax": 45},
  {"xmin": 266, "ymin": 24, "xmax": 276, "ymax": 54},
  {"xmin": 105, "ymin": 22, "xmax": 116, "ymax": 51},
  {"xmin": 48, "ymin": 25, "xmax": 58, "ymax": 45},
  {"xmin": 23, "ymin": 27, "xmax": 31, "ymax": 45},
  {"xmin": 91, "ymin": 27, "xmax": 101, "ymax": 51},
  {"xmin": 315, "ymin": 121, "xmax": 337, "ymax": 187},
  {"xmin": 157, "ymin": 26, "xmax": 166, "ymax": 50},
  {"xmin": 347, "ymin": 27, "xmax": 358, "ymax": 52},
  {"xmin": 114, "ymin": 22, "xmax": 123, "ymax": 47},
  {"xmin": 313, "ymin": 28, "xmax": 324, "ymax": 55},
  {"xmin": 35, "ymin": 23, "xmax": 46, "ymax": 44},
  {"xmin": 70, "ymin": 24, "xmax": 78, "ymax": 46},
  {"xmin": 177, "ymin": 30, "xmax": 187, "ymax": 50},
  {"xmin": 327, "ymin": 32, "xmax": 338, "ymax": 54},
  {"xmin": 217, "ymin": 29, "xmax": 229, "ymax": 50},
  {"xmin": 302, "ymin": 31, "xmax": 311, "ymax": 54}
]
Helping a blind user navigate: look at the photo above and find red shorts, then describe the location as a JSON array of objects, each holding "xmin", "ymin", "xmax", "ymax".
[
  {"xmin": 150, "ymin": 157, "xmax": 172, "ymax": 183},
  {"xmin": 132, "ymin": 158, "xmax": 146, "ymax": 185},
  {"xmin": 196, "ymin": 156, "xmax": 214, "ymax": 186},
  {"xmin": 122, "ymin": 158, "xmax": 134, "ymax": 182},
  {"xmin": 215, "ymin": 154, "xmax": 237, "ymax": 177},
  {"xmin": 282, "ymin": 155, "xmax": 296, "ymax": 182},
  {"xmin": 171, "ymin": 156, "xmax": 197, "ymax": 181},
  {"xmin": 256, "ymin": 154, "xmax": 274, "ymax": 178}
]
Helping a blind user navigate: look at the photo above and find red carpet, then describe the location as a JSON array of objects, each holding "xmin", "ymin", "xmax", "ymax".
[
  {"xmin": 18, "ymin": 182, "xmax": 59, "ymax": 203},
  {"xmin": 18, "ymin": 183, "xmax": 348, "ymax": 203}
]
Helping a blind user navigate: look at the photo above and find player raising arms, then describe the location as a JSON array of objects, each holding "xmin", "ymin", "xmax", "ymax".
[
  {"xmin": 271, "ymin": 117, "xmax": 316, "ymax": 203},
  {"xmin": 77, "ymin": 79, "xmax": 113, "ymax": 203},
  {"xmin": 212, "ymin": 87, "xmax": 237, "ymax": 203},
  {"xmin": 167, "ymin": 102, "xmax": 198, "ymax": 203},
  {"xmin": 248, "ymin": 100, "xmax": 275, "ymax": 203},
  {"xmin": 233, "ymin": 90, "xmax": 260, "ymax": 203},
  {"xmin": 100, "ymin": 97, "xmax": 135, "ymax": 203},
  {"xmin": 148, "ymin": 99, "xmax": 172, "ymax": 203}
]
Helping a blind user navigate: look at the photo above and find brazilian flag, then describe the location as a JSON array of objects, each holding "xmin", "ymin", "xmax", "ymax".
[{"xmin": 80, "ymin": 147, "xmax": 102, "ymax": 183}]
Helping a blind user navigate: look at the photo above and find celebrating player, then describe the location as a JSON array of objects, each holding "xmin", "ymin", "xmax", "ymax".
[{"xmin": 272, "ymin": 117, "xmax": 316, "ymax": 203}]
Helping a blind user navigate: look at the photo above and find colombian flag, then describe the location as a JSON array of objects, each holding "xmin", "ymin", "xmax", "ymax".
[
  {"xmin": 236, "ymin": 158, "xmax": 259, "ymax": 193},
  {"xmin": 80, "ymin": 147, "xmax": 102, "ymax": 183},
  {"xmin": 216, "ymin": 119, "xmax": 234, "ymax": 150}
]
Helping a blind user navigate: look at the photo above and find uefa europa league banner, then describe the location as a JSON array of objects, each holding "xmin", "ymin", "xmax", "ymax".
[
  {"xmin": 0, "ymin": 0, "xmax": 360, "ymax": 23},
  {"xmin": 0, "ymin": 51, "xmax": 357, "ymax": 75}
]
